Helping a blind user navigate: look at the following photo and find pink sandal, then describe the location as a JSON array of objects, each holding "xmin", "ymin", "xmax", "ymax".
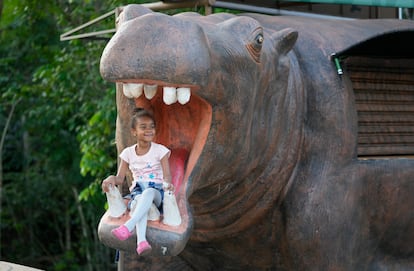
[
  {"xmin": 111, "ymin": 225, "xmax": 131, "ymax": 241},
  {"xmin": 137, "ymin": 241, "xmax": 152, "ymax": 256}
]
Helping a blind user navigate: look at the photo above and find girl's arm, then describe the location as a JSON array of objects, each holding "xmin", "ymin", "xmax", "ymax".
[
  {"xmin": 160, "ymin": 153, "xmax": 173, "ymax": 191},
  {"xmin": 101, "ymin": 159, "xmax": 129, "ymax": 192}
]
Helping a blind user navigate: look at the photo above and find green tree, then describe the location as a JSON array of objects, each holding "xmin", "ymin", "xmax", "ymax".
[
  {"xmin": 0, "ymin": 0, "xmax": 132, "ymax": 269},
  {"xmin": 0, "ymin": 0, "xmax": 202, "ymax": 269}
]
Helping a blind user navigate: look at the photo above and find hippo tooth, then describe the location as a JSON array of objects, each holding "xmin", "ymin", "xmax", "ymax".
[
  {"xmin": 144, "ymin": 84, "xmax": 157, "ymax": 99},
  {"xmin": 163, "ymin": 87, "xmax": 177, "ymax": 105},
  {"xmin": 128, "ymin": 83, "xmax": 143, "ymax": 98},
  {"xmin": 122, "ymin": 84, "xmax": 134, "ymax": 98},
  {"xmin": 177, "ymin": 87, "xmax": 191, "ymax": 105}
]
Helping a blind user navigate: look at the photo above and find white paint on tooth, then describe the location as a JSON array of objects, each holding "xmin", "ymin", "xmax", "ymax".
[
  {"xmin": 144, "ymin": 84, "xmax": 157, "ymax": 99},
  {"xmin": 129, "ymin": 83, "xmax": 143, "ymax": 98},
  {"xmin": 163, "ymin": 87, "xmax": 177, "ymax": 105},
  {"xmin": 122, "ymin": 84, "xmax": 134, "ymax": 98},
  {"xmin": 177, "ymin": 87, "xmax": 191, "ymax": 105}
]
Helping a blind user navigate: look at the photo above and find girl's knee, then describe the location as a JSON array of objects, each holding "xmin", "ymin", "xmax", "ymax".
[
  {"xmin": 143, "ymin": 188, "xmax": 159, "ymax": 196},
  {"xmin": 142, "ymin": 188, "xmax": 155, "ymax": 196},
  {"xmin": 142, "ymin": 188, "xmax": 161, "ymax": 205}
]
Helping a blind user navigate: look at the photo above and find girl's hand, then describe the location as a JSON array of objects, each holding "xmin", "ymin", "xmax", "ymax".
[
  {"xmin": 102, "ymin": 176, "xmax": 116, "ymax": 193},
  {"xmin": 163, "ymin": 182, "xmax": 174, "ymax": 192}
]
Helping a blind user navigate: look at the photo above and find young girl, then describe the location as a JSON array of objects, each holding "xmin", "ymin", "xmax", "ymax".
[{"xmin": 101, "ymin": 108, "xmax": 173, "ymax": 256}]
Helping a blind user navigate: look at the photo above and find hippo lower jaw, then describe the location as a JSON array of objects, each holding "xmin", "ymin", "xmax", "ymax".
[{"xmin": 113, "ymin": 79, "xmax": 211, "ymax": 256}]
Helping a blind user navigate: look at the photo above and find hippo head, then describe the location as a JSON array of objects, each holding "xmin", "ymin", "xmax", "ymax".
[{"xmin": 100, "ymin": 4, "xmax": 304, "ymax": 255}]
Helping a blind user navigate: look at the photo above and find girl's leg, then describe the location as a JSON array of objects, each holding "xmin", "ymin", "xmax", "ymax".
[
  {"xmin": 136, "ymin": 215, "xmax": 151, "ymax": 255},
  {"xmin": 124, "ymin": 188, "xmax": 161, "ymax": 232},
  {"xmin": 136, "ymin": 213, "xmax": 148, "ymax": 243},
  {"xmin": 111, "ymin": 188, "xmax": 161, "ymax": 244}
]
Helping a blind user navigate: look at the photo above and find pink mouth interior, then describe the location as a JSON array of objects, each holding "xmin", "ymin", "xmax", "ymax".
[{"xmin": 169, "ymin": 148, "xmax": 189, "ymax": 194}]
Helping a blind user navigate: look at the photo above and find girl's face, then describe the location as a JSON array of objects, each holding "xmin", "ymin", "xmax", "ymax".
[{"xmin": 133, "ymin": 116, "xmax": 155, "ymax": 142}]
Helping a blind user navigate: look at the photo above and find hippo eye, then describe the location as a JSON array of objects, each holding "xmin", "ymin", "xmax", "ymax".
[
  {"xmin": 246, "ymin": 28, "xmax": 264, "ymax": 63},
  {"xmin": 256, "ymin": 34, "xmax": 264, "ymax": 45}
]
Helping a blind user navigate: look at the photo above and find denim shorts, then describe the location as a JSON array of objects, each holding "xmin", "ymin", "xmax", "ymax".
[{"xmin": 124, "ymin": 181, "xmax": 164, "ymax": 210}]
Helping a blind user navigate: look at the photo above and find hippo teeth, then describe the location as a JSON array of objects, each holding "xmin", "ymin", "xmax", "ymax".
[
  {"xmin": 125, "ymin": 83, "xmax": 143, "ymax": 98},
  {"xmin": 144, "ymin": 84, "xmax": 157, "ymax": 99},
  {"xmin": 177, "ymin": 87, "xmax": 191, "ymax": 105},
  {"xmin": 122, "ymin": 83, "xmax": 191, "ymax": 105},
  {"xmin": 122, "ymin": 83, "xmax": 156, "ymax": 99},
  {"xmin": 122, "ymin": 84, "xmax": 134, "ymax": 98},
  {"xmin": 163, "ymin": 87, "xmax": 178, "ymax": 105}
]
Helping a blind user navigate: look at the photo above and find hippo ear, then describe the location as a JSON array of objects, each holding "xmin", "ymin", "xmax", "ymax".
[
  {"xmin": 118, "ymin": 4, "xmax": 153, "ymax": 25},
  {"xmin": 271, "ymin": 28, "xmax": 298, "ymax": 55}
]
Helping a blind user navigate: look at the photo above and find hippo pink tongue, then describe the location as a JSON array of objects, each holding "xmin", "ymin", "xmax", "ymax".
[{"xmin": 169, "ymin": 148, "xmax": 189, "ymax": 193}]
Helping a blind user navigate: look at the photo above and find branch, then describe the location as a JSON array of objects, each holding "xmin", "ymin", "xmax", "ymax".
[{"xmin": 0, "ymin": 97, "xmax": 21, "ymax": 258}]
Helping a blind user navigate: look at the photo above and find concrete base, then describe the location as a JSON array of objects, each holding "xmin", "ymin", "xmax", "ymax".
[{"xmin": 0, "ymin": 261, "xmax": 44, "ymax": 271}]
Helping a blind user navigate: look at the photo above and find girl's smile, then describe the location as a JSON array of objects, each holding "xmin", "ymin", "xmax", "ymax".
[{"xmin": 133, "ymin": 116, "xmax": 156, "ymax": 143}]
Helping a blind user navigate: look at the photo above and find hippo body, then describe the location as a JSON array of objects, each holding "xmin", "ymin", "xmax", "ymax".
[{"xmin": 98, "ymin": 5, "xmax": 414, "ymax": 270}]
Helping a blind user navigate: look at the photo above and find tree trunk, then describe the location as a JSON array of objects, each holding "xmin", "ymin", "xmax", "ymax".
[{"xmin": 0, "ymin": 98, "xmax": 20, "ymax": 258}]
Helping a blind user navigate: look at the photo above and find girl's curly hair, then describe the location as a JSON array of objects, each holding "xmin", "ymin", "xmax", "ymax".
[{"xmin": 131, "ymin": 108, "xmax": 155, "ymax": 129}]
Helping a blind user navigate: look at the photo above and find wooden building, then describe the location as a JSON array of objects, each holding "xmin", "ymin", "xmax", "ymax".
[{"xmin": 212, "ymin": 0, "xmax": 414, "ymax": 19}]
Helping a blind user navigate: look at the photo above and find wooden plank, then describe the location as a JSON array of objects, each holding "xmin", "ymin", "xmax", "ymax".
[
  {"xmin": 359, "ymin": 125, "xmax": 414, "ymax": 134},
  {"xmin": 358, "ymin": 135, "xmax": 414, "ymax": 144},
  {"xmin": 347, "ymin": 56, "xmax": 414, "ymax": 157},
  {"xmin": 283, "ymin": 0, "xmax": 414, "ymax": 8}
]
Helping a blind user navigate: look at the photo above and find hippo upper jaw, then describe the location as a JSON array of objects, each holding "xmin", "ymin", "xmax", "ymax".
[{"xmin": 99, "ymin": 10, "xmax": 211, "ymax": 87}]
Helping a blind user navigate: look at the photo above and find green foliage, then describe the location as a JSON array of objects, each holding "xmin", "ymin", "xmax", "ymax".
[
  {"xmin": 78, "ymin": 88, "xmax": 117, "ymax": 179},
  {"xmin": 0, "ymin": 0, "xmax": 205, "ymax": 270},
  {"xmin": 0, "ymin": 0, "xmax": 124, "ymax": 270}
]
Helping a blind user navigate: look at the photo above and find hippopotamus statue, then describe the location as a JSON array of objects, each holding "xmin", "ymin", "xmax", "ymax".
[{"xmin": 98, "ymin": 4, "xmax": 414, "ymax": 270}]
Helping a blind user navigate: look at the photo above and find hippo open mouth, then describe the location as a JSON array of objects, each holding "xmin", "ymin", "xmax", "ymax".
[
  {"xmin": 97, "ymin": 78, "xmax": 212, "ymax": 255},
  {"xmin": 129, "ymin": 80, "xmax": 211, "ymax": 250}
]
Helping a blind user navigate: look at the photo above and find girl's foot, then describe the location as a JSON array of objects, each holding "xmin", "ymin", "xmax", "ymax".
[
  {"xmin": 137, "ymin": 241, "xmax": 152, "ymax": 256},
  {"xmin": 111, "ymin": 225, "xmax": 131, "ymax": 241}
]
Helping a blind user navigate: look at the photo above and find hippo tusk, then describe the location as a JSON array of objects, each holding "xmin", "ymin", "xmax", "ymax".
[
  {"xmin": 177, "ymin": 87, "xmax": 191, "ymax": 105},
  {"xmin": 163, "ymin": 86, "xmax": 178, "ymax": 105},
  {"xmin": 144, "ymin": 84, "xmax": 157, "ymax": 99},
  {"xmin": 124, "ymin": 83, "xmax": 144, "ymax": 98},
  {"xmin": 122, "ymin": 83, "xmax": 135, "ymax": 98},
  {"xmin": 130, "ymin": 83, "xmax": 143, "ymax": 98}
]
